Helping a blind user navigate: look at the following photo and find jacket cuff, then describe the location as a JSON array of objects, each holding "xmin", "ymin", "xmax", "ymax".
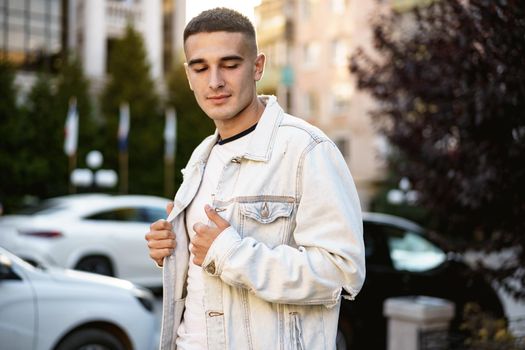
[{"xmin": 202, "ymin": 226, "xmax": 241, "ymax": 276}]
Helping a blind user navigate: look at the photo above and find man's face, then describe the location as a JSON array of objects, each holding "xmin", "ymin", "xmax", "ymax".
[{"xmin": 184, "ymin": 31, "xmax": 265, "ymax": 123}]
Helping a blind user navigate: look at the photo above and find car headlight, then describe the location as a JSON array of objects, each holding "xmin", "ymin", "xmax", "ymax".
[{"xmin": 132, "ymin": 287, "xmax": 155, "ymax": 313}]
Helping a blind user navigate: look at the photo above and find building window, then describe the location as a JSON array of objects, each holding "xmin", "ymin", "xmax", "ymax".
[
  {"xmin": 303, "ymin": 91, "xmax": 319, "ymax": 118},
  {"xmin": 331, "ymin": 39, "xmax": 348, "ymax": 66},
  {"xmin": 301, "ymin": 0, "xmax": 312, "ymax": 19},
  {"xmin": 334, "ymin": 137, "xmax": 350, "ymax": 160},
  {"xmin": 331, "ymin": 0, "xmax": 346, "ymax": 13},
  {"xmin": 303, "ymin": 42, "xmax": 320, "ymax": 67},
  {"xmin": 331, "ymin": 83, "xmax": 353, "ymax": 114},
  {"xmin": 0, "ymin": 0, "xmax": 62, "ymax": 70}
]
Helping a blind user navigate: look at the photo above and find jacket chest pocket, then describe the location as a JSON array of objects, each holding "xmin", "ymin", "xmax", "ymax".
[{"xmin": 238, "ymin": 200, "xmax": 294, "ymax": 248}]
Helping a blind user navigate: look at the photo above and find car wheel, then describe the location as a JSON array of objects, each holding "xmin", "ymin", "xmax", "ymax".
[
  {"xmin": 56, "ymin": 328, "xmax": 125, "ymax": 350},
  {"xmin": 75, "ymin": 256, "xmax": 114, "ymax": 276}
]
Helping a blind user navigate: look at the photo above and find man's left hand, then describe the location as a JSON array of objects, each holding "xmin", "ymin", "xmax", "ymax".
[{"xmin": 191, "ymin": 204, "xmax": 231, "ymax": 266}]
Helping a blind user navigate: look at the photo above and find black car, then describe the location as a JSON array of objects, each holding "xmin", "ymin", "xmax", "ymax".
[{"xmin": 337, "ymin": 212, "xmax": 504, "ymax": 350}]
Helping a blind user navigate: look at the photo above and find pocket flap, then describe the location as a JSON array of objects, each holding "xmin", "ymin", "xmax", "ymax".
[{"xmin": 240, "ymin": 201, "xmax": 294, "ymax": 224}]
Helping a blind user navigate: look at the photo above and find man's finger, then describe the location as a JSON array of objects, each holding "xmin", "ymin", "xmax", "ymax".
[
  {"xmin": 193, "ymin": 222, "xmax": 207, "ymax": 234},
  {"xmin": 204, "ymin": 204, "xmax": 230, "ymax": 229},
  {"xmin": 150, "ymin": 219, "xmax": 172, "ymax": 231},
  {"xmin": 166, "ymin": 202, "xmax": 174, "ymax": 215}
]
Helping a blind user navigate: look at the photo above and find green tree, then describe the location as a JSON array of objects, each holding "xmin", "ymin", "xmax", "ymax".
[
  {"xmin": 0, "ymin": 69, "xmax": 64, "ymax": 210},
  {"xmin": 23, "ymin": 74, "xmax": 67, "ymax": 198},
  {"xmin": 351, "ymin": 0, "xmax": 525, "ymax": 297},
  {"xmin": 0, "ymin": 61, "xmax": 24, "ymax": 211},
  {"xmin": 165, "ymin": 60, "xmax": 215, "ymax": 190},
  {"xmin": 101, "ymin": 25, "xmax": 163, "ymax": 195}
]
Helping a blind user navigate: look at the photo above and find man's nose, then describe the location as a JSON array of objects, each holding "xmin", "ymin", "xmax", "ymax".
[{"xmin": 208, "ymin": 68, "xmax": 225, "ymax": 89}]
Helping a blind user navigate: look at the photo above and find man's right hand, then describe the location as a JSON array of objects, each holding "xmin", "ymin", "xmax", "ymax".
[{"xmin": 145, "ymin": 202, "xmax": 176, "ymax": 267}]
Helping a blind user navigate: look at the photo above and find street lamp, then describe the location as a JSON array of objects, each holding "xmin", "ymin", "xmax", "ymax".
[
  {"xmin": 70, "ymin": 151, "xmax": 117, "ymax": 191},
  {"xmin": 387, "ymin": 177, "xmax": 420, "ymax": 205}
]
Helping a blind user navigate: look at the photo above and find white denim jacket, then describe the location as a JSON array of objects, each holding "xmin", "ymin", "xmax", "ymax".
[{"xmin": 159, "ymin": 96, "xmax": 365, "ymax": 350}]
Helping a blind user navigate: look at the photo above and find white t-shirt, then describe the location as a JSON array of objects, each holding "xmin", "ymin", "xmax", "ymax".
[{"xmin": 176, "ymin": 132, "xmax": 251, "ymax": 349}]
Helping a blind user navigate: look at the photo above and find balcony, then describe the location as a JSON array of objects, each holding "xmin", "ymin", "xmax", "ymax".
[{"xmin": 106, "ymin": 1, "xmax": 143, "ymax": 37}]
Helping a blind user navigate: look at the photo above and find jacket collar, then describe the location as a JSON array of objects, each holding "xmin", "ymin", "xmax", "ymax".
[
  {"xmin": 244, "ymin": 95, "xmax": 282, "ymax": 162},
  {"xmin": 189, "ymin": 95, "xmax": 283, "ymax": 167}
]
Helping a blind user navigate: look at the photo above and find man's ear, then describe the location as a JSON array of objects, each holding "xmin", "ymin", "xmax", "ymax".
[
  {"xmin": 254, "ymin": 53, "xmax": 266, "ymax": 82},
  {"xmin": 184, "ymin": 62, "xmax": 194, "ymax": 91}
]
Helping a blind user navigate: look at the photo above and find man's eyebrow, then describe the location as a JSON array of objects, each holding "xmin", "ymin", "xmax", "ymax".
[
  {"xmin": 220, "ymin": 55, "xmax": 244, "ymax": 62},
  {"xmin": 187, "ymin": 58, "xmax": 206, "ymax": 66},
  {"xmin": 187, "ymin": 55, "xmax": 243, "ymax": 67}
]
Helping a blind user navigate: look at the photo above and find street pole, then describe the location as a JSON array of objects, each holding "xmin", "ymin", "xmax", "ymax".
[
  {"xmin": 68, "ymin": 153, "xmax": 77, "ymax": 194},
  {"xmin": 119, "ymin": 151, "xmax": 128, "ymax": 194},
  {"xmin": 164, "ymin": 155, "xmax": 174, "ymax": 198}
]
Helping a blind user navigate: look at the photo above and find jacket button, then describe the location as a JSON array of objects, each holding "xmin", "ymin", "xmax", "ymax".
[
  {"xmin": 205, "ymin": 261, "xmax": 216, "ymax": 274},
  {"xmin": 261, "ymin": 202, "xmax": 269, "ymax": 218}
]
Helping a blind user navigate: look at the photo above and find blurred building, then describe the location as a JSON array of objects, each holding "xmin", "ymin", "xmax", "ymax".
[
  {"xmin": 68, "ymin": 0, "xmax": 163, "ymax": 86},
  {"xmin": 255, "ymin": 0, "xmax": 388, "ymax": 209},
  {"xmin": 0, "ymin": 0, "xmax": 64, "ymax": 70},
  {"xmin": 1, "ymin": 0, "xmax": 187, "ymax": 94},
  {"xmin": 0, "ymin": 0, "xmax": 66, "ymax": 93}
]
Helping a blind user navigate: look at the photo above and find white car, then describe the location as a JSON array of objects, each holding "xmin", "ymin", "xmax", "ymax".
[
  {"xmin": 0, "ymin": 194, "xmax": 170, "ymax": 288},
  {"xmin": 0, "ymin": 246, "xmax": 157, "ymax": 350}
]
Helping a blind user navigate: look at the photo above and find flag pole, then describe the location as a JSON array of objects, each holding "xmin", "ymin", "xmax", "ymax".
[
  {"xmin": 68, "ymin": 153, "xmax": 77, "ymax": 194},
  {"xmin": 164, "ymin": 108, "xmax": 177, "ymax": 198},
  {"xmin": 164, "ymin": 155, "xmax": 174, "ymax": 198},
  {"xmin": 119, "ymin": 150, "xmax": 128, "ymax": 194},
  {"xmin": 118, "ymin": 102, "xmax": 130, "ymax": 194}
]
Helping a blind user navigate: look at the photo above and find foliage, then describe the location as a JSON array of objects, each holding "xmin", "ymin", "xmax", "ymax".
[
  {"xmin": 368, "ymin": 156, "xmax": 431, "ymax": 227},
  {"xmin": 0, "ymin": 71, "xmax": 65, "ymax": 209},
  {"xmin": 461, "ymin": 303, "xmax": 519, "ymax": 350},
  {"xmin": 100, "ymin": 25, "xmax": 164, "ymax": 195},
  {"xmin": 351, "ymin": 0, "xmax": 525, "ymax": 298},
  {"xmin": 165, "ymin": 60, "xmax": 215, "ymax": 190},
  {"xmin": 23, "ymin": 74, "xmax": 67, "ymax": 198},
  {"xmin": 0, "ymin": 56, "xmax": 97, "ymax": 212},
  {"xmin": 0, "ymin": 61, "xmax": 25, "ymax": 211}
]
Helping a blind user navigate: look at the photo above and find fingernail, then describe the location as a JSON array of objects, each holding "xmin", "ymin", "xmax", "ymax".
[{"xmin": 205, "ymin": 204, "xmax": 211, "ymax": 211}]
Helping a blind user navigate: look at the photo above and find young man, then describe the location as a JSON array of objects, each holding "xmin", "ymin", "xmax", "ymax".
[{"xmin": 145, "ymin": 7, "xmax": 365, "ymax": 350}]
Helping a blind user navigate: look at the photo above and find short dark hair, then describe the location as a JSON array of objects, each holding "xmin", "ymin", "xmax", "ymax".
[{"xmin": 183, "ymin": 7, "xmax": 257, "ymax": 52}]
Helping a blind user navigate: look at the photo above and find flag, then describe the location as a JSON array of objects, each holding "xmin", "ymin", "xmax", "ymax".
[
  {"xmin": 118, "ymin": 102, "xmax": 130, "ymax": 152},
  {"xmin": 164, "ymin": 108, "xmax": 177, "ymax": 160},
  {"xmin": 64, "ymin": 98, "xmax": 78, "ymax": 156}
]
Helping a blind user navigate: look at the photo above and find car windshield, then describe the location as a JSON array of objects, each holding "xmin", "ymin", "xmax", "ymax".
[{"xmin": 388, "ymin": 231, "xmax": 446, "ymax": 272}]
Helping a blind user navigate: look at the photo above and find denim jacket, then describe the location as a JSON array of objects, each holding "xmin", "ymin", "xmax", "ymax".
[{"xmin": 159, "ymin": 96, "xmax": 365, "ymax": 350}]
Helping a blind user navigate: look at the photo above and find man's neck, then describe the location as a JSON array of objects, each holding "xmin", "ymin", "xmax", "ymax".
[{"xmin": 215, "ymin": 97, "xmax": 266, "ymax": 139}]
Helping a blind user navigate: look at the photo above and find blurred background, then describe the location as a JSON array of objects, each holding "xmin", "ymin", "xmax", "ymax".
[{"xmin": 1, "ymin": 0, "xmax": 524, "ymax": 349}]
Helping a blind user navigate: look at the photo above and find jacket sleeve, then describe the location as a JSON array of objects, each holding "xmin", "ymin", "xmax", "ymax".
[{"xmin": 201, "ymin": 140, "xmax": 366, "ymax": 308}]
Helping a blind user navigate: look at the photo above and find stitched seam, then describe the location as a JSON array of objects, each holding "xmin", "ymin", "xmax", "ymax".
[
  {"xmin": 244, "ymin": 107, "xmax": 283, "ymax": 161},
  {"xmin": 213, "ymin": 195, "xmax": 296, "ymax": 207},
  {"xmin": 241, "ymin": 289, "xmax": 254, "ymax": 350},
  {"xmin": 295, "ymin": 140, "xmax": 324, "ymax": 202},
  {"xmin": 216, "ymin": 238, "xmax": 242, "ymax": 276},
  {"xmin": 280, "ymin": 121, "xmax": 328, "ymax": 144}
]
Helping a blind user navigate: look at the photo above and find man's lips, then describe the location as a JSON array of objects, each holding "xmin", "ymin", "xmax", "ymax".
[{"xmin": 207, "ymin": 94, "xmax": 231, "ymax": 103}]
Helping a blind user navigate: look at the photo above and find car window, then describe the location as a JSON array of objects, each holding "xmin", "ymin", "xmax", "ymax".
[
  {"xmin": 86, "ymin": 208, "xmax": 143, "ymax": 222},
  {"xmin": 386, "ymin": 228, "xmax": 446, "ymax": 272},
  {"xmin": 363, "ymin": 223, "xmax": 394, "ymax": 268},
  {"xmin": 141, "ymin": 207, "xmax": 166, "ymax": 222}
]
